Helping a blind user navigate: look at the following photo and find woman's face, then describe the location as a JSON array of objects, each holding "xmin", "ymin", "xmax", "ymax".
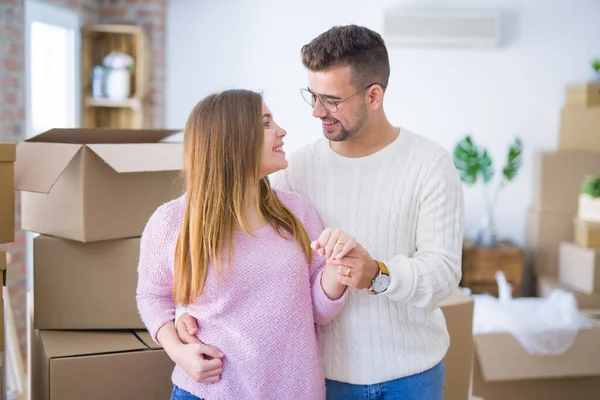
[{"xmin": 258, "ymin": 102, "xmax": 288, "ymax": 179}]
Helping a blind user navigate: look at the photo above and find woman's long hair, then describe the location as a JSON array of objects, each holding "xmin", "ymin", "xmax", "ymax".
[{"xmin": 173, "ymin": 90, "xmax": 312, "ymax": 305}]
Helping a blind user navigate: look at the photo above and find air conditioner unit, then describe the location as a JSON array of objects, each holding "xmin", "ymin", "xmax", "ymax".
[{"xmin": 383, "ymin": 9, "xmax": 502, "ymax": 48}]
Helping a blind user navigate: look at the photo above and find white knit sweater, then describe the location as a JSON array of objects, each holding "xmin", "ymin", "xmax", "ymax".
[{"xmin": 270, "ymin": 129, "xmax": 464, "ymax": 385}]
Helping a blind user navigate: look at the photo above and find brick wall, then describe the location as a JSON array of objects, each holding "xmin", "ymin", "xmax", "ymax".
[{"xmin": 0, "ymin": 0, "xmax": 166, "ymax": 358}]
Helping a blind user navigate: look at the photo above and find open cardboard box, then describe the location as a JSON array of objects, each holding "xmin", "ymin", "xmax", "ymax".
[
  {"xmin": 32, "ymin": 330, "xmax": 174, "ymax": 400},
  {"xmin": 472, "ymin": 313, "xmax": 600, "ymax": 400},
  {"xmin": 33, "ymin": 235, "xmax": 144, "ymax": 330},
  {"xmin": 15, "ymin": 128, "xmax": 183, "ymax": 242},
  {"xmin": 440, "ymin": 288, "xmax": 474, "ymax": 400}
]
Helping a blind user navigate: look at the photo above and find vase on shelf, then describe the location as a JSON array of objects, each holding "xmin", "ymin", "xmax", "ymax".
[{"xmin": 104, "ymin": 68, "xmax": 131, "ymax": 100}]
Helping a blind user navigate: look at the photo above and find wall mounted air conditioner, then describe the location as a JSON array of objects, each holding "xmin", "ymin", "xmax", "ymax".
[{"xmin": 383, "ymin": 9, "xmax": 502, "ymax": 48}]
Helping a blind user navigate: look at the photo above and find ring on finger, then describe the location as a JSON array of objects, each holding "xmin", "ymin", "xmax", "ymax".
[
  {"xmin": 346, "ymin": 267, "xmax": 351, "ymax": 277},
  {"xmin": 336, "ymin": 240, "xmax": 346, "ymax": 246}
]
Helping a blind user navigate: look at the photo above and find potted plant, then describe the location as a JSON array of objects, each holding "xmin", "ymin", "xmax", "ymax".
[
  {"xmin": 593, "ymin": 58, "xmax": 600, "ymax": 81},
  {"xmin": 453, "ymin": 135, "xmax": 523, "ymax": 247},
  {"xmin": 578, "ymin": 175, "xmax": 600, "ymax": 223}
]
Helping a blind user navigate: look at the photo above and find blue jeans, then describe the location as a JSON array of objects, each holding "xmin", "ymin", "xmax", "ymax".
[
  {"xmin": 170, "ymin": 386, "xmax": 204, "ymax": 400},
  {"xmin": 326, "ymin": 361, "xmax": 444, "ymax": 400}
]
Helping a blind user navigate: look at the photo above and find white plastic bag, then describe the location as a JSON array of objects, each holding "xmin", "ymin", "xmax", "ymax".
[{"xmin": 472, "ymin": 272, "xmax": 592, "ymax": 355}]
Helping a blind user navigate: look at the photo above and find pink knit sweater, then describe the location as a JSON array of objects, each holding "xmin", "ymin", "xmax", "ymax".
[{"xmin": 136, "ymin": 190, "xmax": 346, "ymax": 400}]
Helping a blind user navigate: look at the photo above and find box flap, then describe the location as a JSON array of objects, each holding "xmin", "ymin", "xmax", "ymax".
[
  {"xmin": 0, "ymin": 143, "xmax": 16, "ymax": 162},
  {"xmin": 440, "ymin": 288, "xmax": 473, "ymax": 308},
  {"xmin": 26, "ymin": 128, "xmax": 181, "ymax": 144},
  {"xmin": 474, "ymin": 324, "xmax": 600, "ymax": 382},
  {"xmin": 134, "ymin": 330, "xmax": 163, "ymax": 350},
  {"xmin": 86, "ymin": 143, "xmax": 183, "ymax": 173},
  {"xmin": 40, "ymin": 331, "xmax": 146, "ymax": 359},
  {"xmin": 14, "ymin": 142, "xmax": 81, "ymax": 193}
]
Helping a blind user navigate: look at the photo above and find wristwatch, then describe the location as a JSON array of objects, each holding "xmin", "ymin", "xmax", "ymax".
[{"xmin": 368, "ymin": 260, "xmax": 390, "ymax": 295}]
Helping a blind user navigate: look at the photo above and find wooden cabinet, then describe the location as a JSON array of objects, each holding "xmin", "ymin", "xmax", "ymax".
[
  {"xmin": 81, "ymin": 24, "xmax": 151, "ymax": 129},
  {"xmin": 461, "ymin": 241, "xmax": 525, "ymax": 296}
]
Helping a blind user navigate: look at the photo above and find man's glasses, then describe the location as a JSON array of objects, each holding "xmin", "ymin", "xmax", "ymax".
[{"xmin": 300, "ymin": 83, "xmax": 384, "ymax": 113}]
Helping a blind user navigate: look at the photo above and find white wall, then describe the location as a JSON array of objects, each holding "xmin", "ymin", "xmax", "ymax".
[{"xmin": 166, "ymin": 0, "xmax": 600, "ymax": 246}]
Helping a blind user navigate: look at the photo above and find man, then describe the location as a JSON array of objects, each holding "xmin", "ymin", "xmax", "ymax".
[{"xmin": 177, "ymin": 25, "xmax": 464, "ymax": 399}]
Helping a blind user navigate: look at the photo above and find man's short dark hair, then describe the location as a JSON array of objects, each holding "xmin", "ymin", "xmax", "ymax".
[{"xmin": 301, "ymin": 25, "xmax": 390, "ymax": 89}]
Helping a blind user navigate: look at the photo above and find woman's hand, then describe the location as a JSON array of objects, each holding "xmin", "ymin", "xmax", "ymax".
[{"xmin": 311, "ymin": 227, "xmax": 357, "ymax": 260}]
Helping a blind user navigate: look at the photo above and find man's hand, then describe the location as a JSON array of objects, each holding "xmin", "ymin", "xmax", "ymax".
[
  {"xmin": 329, "ymin": 243, "xmax": 379, "ymax": 290},
  {"xmin": 173, "ymin": 342, "xmax": 224, "ymax": 384},
  {"xmin": 176, "ymin": 312, "xmax": 202, "ymax": 344}
]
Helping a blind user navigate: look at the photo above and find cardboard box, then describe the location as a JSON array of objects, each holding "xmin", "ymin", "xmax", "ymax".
[
  {"xmin": 0, "ymin": 143, "xmax": 15, "ymax": 243},
  {"xmin": 440, "ymin": 289, "xmax": 474, "ymax": 400},
  {"xmin": 559, "ymin": 242, "xmax": 600, "ymax": 294},
  {"xmin": 537, "ymin": 275, "xmax": 600, "ymax": 309},
  {"xmin": 579, "ymin": 193, "xmax": 600, "ymax": 223},
  {"xmin": 566, "ymin": 82, "xmax": 600, "ymax": 107},
  {"xmin": 472, "ymin": 315, "xmax": 600, "ymax": 400},
  {"xmin": 32, "ymin": 330, "xmax": 174, "ymax": 400},
  {"xmin": 14, "ymin": 128, "xmax": 183, "ymax": 242},
  {"xmin": 558, "ymin": 107, "xmax": 600, "ymax": 153},
  {"xmin": 532, "ymin": 152, "xmax": 600, "ymax": 214},
  {"xmin": 575, "ymin": 219, "xmax": 600, "ymax": 247},
  {"xmin": 526, "ymin": 207, "xmax": 574, "ymax": 277},
  {"xmin": 33, "ymin": 235, "xmax": 144, "ymax": 329}
]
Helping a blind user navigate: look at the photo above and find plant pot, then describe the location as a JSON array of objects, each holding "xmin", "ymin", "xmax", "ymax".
[
  {"xmin": 578, "ymin": 193, "xmax": 600, "ymax": 223},
  {"xmin": 478, "ymin": 213, "xmax": 497, "ymax": 247},
  {"xmin": 105, "ymin": 68, "xmax": 131, "ymax": 100}
]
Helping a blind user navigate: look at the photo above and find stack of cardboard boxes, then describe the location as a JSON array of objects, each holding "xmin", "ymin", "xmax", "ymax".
[
  {"xmin": 0, "ymin": 142, "xmax": 16, "ymax": 393},
  {"xmin": 528, "ymin": 82, "xmax": 600, "ymax": 306},
  {"xmin": 471, "ymin": 83, "xmax": 600, "ymax": 400},
  {"xmin": 15, "ymin": 128, "xmax": 183, "ymax": 399},
  {"xmin": 557, "ymin": 175, "xmax": 600, "ymax": 301}
]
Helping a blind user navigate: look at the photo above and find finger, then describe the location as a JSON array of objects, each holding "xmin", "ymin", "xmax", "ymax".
[
  {"xmin": 336, "ymin": 274, "xmax": 354, "ymax": 286},
  {"xmin": 316, "ymin": 227, "xmax": 333, "ymax": 249},
  {"xmin": 334, "ymin": 237, "xmax": 357, "ymax": 260},
  {"xmin": 200, "ymin": 374, "xmax": 222, "ymax": 384},
  {"xmin": 200, "ymin": 368, "xmax": 223, "ymax": 380},
  {"xmin": 324, "ymin": 229, "xmax": 344, "ymax": 258},
  {"xmin": 311, "ymin": 240, "xmax": 319, "ymax": 250},
  {"xmin": 177, "ymin": 321, "xmax": 201, "ymax": 344},
  {"xmin": 199, "ymin": 344, "xmax": 224, "ymax": 359},
  {"xmin": 328, "ymin": 256, "xmax": 358, "ymax": 268},
  {"xmin": 337, "ymin": 265, "xmax": 352, "ymax": 277},
  {"xmin": 182, "ymin": 315, "xmax": 199, "ymax": 335},
  {"xmin": 199, "ymin": 357, "xmax": 223, "ymax": 372}
]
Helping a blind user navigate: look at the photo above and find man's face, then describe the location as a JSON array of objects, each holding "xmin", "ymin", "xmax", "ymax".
[{"xmin": 306, "ymin": 66, "xmax": 369, "ymax": 142}]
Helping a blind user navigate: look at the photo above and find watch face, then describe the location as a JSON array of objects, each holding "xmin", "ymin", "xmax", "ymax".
[{"xmin": 372, "ymin": 275, "xmax": 391, "ymax": 293}]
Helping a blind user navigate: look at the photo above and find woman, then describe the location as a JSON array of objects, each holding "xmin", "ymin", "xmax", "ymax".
[{"xmin": 136, "ymin": 89, "xmax": 353, "ymax": 400}]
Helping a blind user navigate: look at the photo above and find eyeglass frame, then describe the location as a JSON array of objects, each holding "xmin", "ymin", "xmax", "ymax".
[{"xmin": 300, "ymin": 83, "xmax": 386, "ymax": 113}]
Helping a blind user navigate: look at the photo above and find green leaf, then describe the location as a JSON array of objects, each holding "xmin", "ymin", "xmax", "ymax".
[
  {"xmin": 453, "ymin": 136, "xmax": 480, "ymax": 185},
  {"xmin": 502, "ymin": 138, "xmax": 523, "ymax": 181},
  {"xmin": 582, "ymin": 175, "xmax": 600, "ymax": 198},
  {"xmin": 593, "ymin": 58, "xmax": 600, "ymax": 72},
  {"xmin": 480, "ymin": 150, "xmax": 494, "ymax": 183}
]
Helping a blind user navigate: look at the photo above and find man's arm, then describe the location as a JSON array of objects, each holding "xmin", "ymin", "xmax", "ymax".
[{"xmin": 331, "ymin": 152, "xmax": 464, "ymax": 308}]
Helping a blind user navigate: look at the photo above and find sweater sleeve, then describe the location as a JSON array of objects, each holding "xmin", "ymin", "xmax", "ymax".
[
  {"xmin": 298, "ymin": 196, "xmax": 348, "ymax": 325},
  {"xmin": 136, "ymin": 206, "xmax": 177, "ymax": 344},
  {"xmin": 382, "ymin": 152, "xmax": 464, "ymax": 308}
]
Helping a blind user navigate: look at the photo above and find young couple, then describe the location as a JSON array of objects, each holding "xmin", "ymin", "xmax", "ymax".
[{"xmin": 137, "ymin": 25, "xmax": 464, "ymax": 400}]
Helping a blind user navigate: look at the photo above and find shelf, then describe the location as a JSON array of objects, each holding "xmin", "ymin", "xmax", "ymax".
[
  {"xmin": 84, "ymin": 97, "xmax": 142, "ymax": 109},
  {"xmin": 81, "ymin": 24, "xmax": 150, "ymax": 129}
]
